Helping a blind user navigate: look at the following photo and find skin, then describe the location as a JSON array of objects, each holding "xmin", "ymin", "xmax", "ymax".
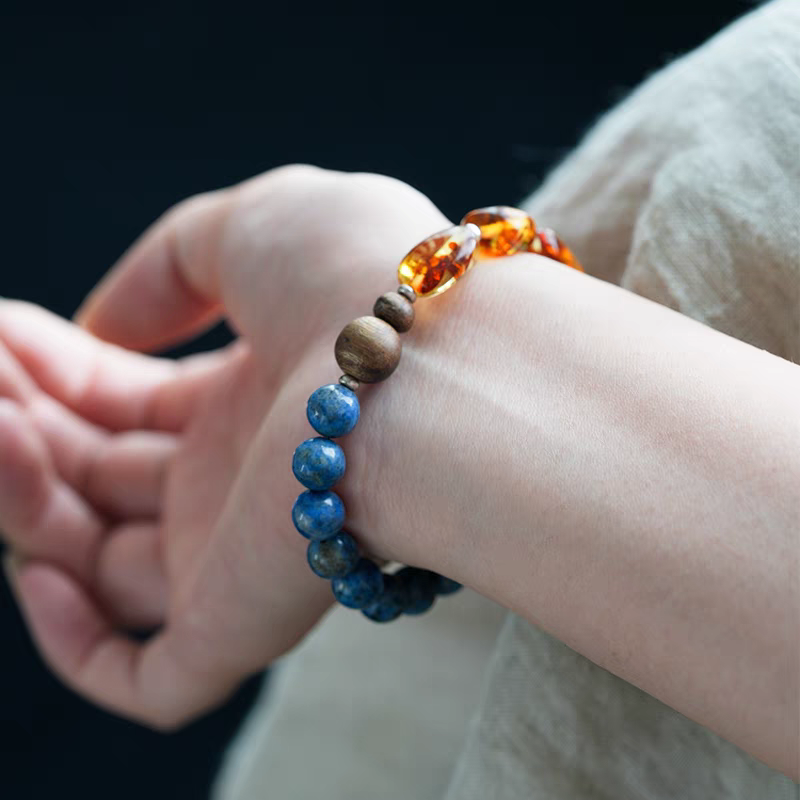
[{"xmin": 0, "ymin": 166, "xmax": 797, "ymax": 778}]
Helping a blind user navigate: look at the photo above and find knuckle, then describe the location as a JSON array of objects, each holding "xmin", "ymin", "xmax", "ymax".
[
  {"xmin": 163, "ymin": 164, "xmax": 329, "ymax": 232},
  {"xmin": 235, "ymin": 163, "xmax": 330, "ymax": 202},
  {"xmin": 348, "ymin": 171, "xmax": 439, "ymax": 212},
  {"xmin": 265, "ymin": 162, "xmax": 326, "ymax": 183}
]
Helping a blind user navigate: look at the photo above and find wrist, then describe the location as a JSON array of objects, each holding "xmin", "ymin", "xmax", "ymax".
[
  {"xmin": 342, "ymin": 252, "xmax": 800, "ymax": 619},
  {"xmin": 340, "ymin": 254, "xmax": 576, "ymax": 579},
  {"xmin": 340, "ymin": 255, "xmax": 800, "ymax": 774}
]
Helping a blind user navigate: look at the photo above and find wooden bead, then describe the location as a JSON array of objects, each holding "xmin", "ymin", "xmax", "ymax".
[
  {"xmin": 335, "ymin": 316, "xmax": 402, "ymax": 384},
  {"xmin": 373, "ymin": 291, "xmax": 415, "ymax": 333}
]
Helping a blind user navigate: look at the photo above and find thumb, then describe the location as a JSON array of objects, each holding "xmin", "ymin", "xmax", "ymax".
[{"xmin": 75, "ymin": 189, "xmax": 232, "ymax": 352}]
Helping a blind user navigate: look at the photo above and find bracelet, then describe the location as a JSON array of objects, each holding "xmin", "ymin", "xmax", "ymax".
[{"xmin": 291, "ymin": 206, "xmax": 582, "ymax": 622}]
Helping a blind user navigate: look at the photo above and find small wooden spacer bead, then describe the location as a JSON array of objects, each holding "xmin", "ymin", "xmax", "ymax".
[
  {"xmin": 338, "ymin": 374, "xmax": 361, "ymax": 392},
  {"xmin": 335, "ymin": 316, "xmax": 402, "ymax": 384},
  {"xmin": 373, "ymin": 291, "xmax": 415, "ymax": 333},
  {"xmin": 396, "ymin": 284, "xmax": 417, "ymax": 304}
]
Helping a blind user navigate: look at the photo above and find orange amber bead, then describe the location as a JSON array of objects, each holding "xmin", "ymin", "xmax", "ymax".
[
  {"xmin": 530, "ymin": 227, "xmax": 583, "ymax": 272},
  {"xmin": 397, "ymin": 224, "xmax": 480, "ymax": 297},
  {"xmin": 461, "ymin": 206, "xmax": 536, "ymax": 257}
]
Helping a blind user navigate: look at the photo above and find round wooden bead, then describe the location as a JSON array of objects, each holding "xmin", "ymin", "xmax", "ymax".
[
  {"xmin": 334, "ymin": 316, "xmax": 402, "ymax": 384},
  {"xmin": 373, "ymin": 291, "xmax": 415, "ymax": 333}
]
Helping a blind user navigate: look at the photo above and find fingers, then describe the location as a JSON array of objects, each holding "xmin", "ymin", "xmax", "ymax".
[
  {"xmin": 74, "ymin": 167, "xmax": 328, "ymax": 354},
  {"xmin": 29, "ymin": 397, "xmax": 177, "ymax": 518},
  {"xmin": 11, "ymin": 555, "xmax": 271, "ymax": 730},
  {"xmin": 0, "ymin": 398, "xmax": 170, "ymax": 627},
  {"xmin": 88, "ymin": 432, "xmax": 175, "ymax": 518},
  {"xmin": 0, "ymin": 300, "xmax": 236, "ymax": 434},
  {"xmin": 0, "ymin": 399, "xmax": 105, "ymax": 579},
  {"xmin": 95, "ymin": 522, "xmax": 167, "ymax": 629},
  {"xmin": 76, "ymin": 189, "xmax": 232, "ymax": 352},
  {"xmin": 22, "ymin": 397, "xmax": 172, "ymax": 625},
  {"xmin": 6, "ymin": 523, "xmax": 169, "ymax": 633},
  {"xmin": 0, "ymin": 300, "xmax": 180, "ymax": 431},
  {"xmin": 9, "ymin": 561, "xmax": 184, "ymax": 728},
  {"xmin": 9, "ymin": 404, "xmax": 335, "ymax": 729},
  {"xmin": 0, "ymin": 340, "xmax": 37, "ymax": 403}
]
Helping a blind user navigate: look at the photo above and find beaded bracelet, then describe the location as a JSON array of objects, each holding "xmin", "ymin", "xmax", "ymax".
[{"xmin": 291, "ymin": 206, "xmax": 582, "ymax": 622}]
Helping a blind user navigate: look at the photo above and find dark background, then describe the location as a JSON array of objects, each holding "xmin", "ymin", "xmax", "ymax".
[{"xmin": 0, "ymin": 3, "xmax": 753, "ymax": 798}]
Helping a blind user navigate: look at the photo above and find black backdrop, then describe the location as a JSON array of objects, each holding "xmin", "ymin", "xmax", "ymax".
[{"xmin": 0, "ymin": 3, "xmax": 753, "ymax": 798}]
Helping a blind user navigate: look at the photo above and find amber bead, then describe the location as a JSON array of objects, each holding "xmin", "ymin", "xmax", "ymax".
[
  {"xmin": 461, "ymin": 206, "xmax": 536, "ymax": 257},
  {"xmin": 530, "ymin": 227, "xmax": 583, "ymax": 272},
  {"xmin": 373, "ymin": 291, "xmax": 415, "ymax": 333},
  {"xmin": 334, "ymin": 316, "xmax": 402, "ymax": 383},
  {"xmin": 397, "ymin": 224, "xmax": 479, "ymax": 297}
]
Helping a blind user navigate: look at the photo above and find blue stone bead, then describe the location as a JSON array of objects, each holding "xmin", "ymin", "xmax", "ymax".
[
  {"xmin": 362, "ymin": 573, "xmax": 409, "ymax": 623},
  {"xmin": 292, "ymin": 437, "xmax": 346, "ymax": 490},
  {"xmin": 332, "ymin": 558, "xmax": 384, "ymax": 609},
  {"xmin": 307, "ymin": 384, "xmax": 360, "ymax": 438},
  {"xmin": 307, "ymin": 532, "xmax": 359, "ymax": 578},
  {"xmin": 437, "ymin": 576, "xmax": 463, "ymax": 596},
  {"xmin": 292, "ymin": 490, "xmax": 345, "ymax": 540},
  {"xmin": 397, "ymin": 567, "xmax": 438, "ymax": 616}
]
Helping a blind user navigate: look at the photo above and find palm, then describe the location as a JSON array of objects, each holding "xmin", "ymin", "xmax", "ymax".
[
  {"xmin": 159, "ymin": 342, "xmax": 327, "ymax": 610},
  {"xmin": 162, "ymin": 346, "xmax": 265, "ymax": 585}
]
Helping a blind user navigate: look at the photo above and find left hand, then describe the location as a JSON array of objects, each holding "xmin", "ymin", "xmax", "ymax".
[{"xmin": 0, "ymin": 166, "xmax": 448, "ymax": 728}]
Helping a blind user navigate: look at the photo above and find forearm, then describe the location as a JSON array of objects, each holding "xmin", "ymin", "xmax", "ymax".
[{"xmin": 344, "ymin": 255, "xmax": 800, "ymax": 777}]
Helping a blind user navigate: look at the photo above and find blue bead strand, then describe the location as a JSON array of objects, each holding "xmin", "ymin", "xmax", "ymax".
[
  {"xmin": 307, "ymin": 532, "xmax": 360, "ymax": 578},
  {"xmin": 294, "ymin": 381, "xmax": 461, "ymax": 620},
  {"xmin": 292, "ymin": 490, "xmax": 346, "ymax": 540},
  {"xmin": 396, "ymin": 567, "xmax": 439, "ymax": 616},
  {"xmin": 292, "ymin": 437, "xmax": 346, "ymax": 490},
  {"xmin": 361, "ymin": 573, "xmax": 409, "ymax": 622},
  {"xmin": 307, "ymin": 384, "xmax": 360, "ymax": 438},
  {"xmin": 332, "ymin": 558, "xmax": 384, "ymax": 609},
  {"xmin": 436, "ymin": 576, "xmax": 463, "ymax": 596}
]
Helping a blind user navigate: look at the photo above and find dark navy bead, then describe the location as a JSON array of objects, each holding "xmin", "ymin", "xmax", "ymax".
[
  {"xmin": 291, "ymin": 490, "xmax": 345, "ymax": 540},
  {"xmin": 307, "ymin": 532, "xmax": 359, "ymax": 578},
  {"xmin": 292, "ymin": 437, "xmax": 346, "ymax": 490},
  {"xmin": 332, "ymin": 558, "xmax": 384, "ymax": 609},
  {"xmin": 397, "ymin": 567, "xmax": 439, "ymax": 615},
  {"xmin": 436, "ymin": 576, "xmax": 463, "ymax": 596},
  {"xmin": 307, "ymin": 384, "xmax": 360, "ymax": 438},
  {"xmin": 362, "ymin": 573, "xmax": 409, "ymax": 623}
]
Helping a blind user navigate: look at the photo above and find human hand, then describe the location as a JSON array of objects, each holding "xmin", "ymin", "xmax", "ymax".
[{"xmin": 0, "ymin": 166, "xmax": 448, "ymax": 728}]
